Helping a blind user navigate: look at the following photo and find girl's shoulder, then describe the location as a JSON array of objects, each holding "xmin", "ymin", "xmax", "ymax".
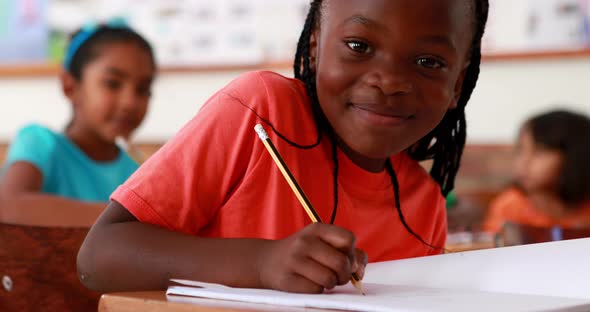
[
  {"xmin": 5, "ymin": 123, "xmax": 61, "ymax": 174},
  {"xmin": 10, "ymin": 123, "xmax": 60, "ymax": 153},
  {"xmin": 220, "ymin": 71, "xmax": 308, "ymax": 104},
  {"xmin": 227, "ymin": 70, "xmax": 302, "ymax": 87},
  {"xmin": 490, "ymin": 187, "xmax": 529, "ymax": 211},
  {"xmin": 497, "ymin": 187, "xmax": 527, "ymax": 201},
  {"xmin": 14, "ymin": 123, "xmax": 58, "ymax": 139},
  {"xmin": 207, "ymin": 71, "xmax": 317, "ymax": 145}
]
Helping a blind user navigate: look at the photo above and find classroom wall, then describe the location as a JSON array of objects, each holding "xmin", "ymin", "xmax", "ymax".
[
  {"xmin": 466, "ymin": 57, "xmax": 590, "ymax": 143},
  {"xmin": 1, "ymin": 58, "xmax": 590, "ymax": 144}
]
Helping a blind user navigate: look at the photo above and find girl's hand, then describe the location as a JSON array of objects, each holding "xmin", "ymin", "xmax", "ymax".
[
  {"xmin": 257, "ymin": 223, "xmax": 367, "ymax": 293},
  {"xmin": 353, "ymin": 247, "xmax": 368, "ymax": 280}
]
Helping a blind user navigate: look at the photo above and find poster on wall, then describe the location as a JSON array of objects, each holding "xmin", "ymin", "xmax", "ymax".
[
  {"xmin": 0, "ymin": 0, "xmax": 49, "ymax": 64},
  {"xmin": 527, "ymin": 0, "xmax": 588, "ymax": 50},
  {"xmin": 3, "ymin": 0, "xmax": 590, "ymax": 67},
  {"xmin": 42, "ymin": 0, "xmax": 309, "ymax": 67},
  {"xmin": 483, "ymin": 0, "xmax": 590, "ymax": 54}
]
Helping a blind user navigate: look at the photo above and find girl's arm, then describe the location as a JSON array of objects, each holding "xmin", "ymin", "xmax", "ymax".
[
  {"xmin": 0, "ymin": 162, "xmax": 106, "ymax": 227},
  {"xmin": 77, "ymin": 200, "xmax": 367, "ymax": 293}
]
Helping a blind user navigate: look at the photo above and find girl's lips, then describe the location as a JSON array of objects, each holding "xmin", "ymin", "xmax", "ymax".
[
  {"xmin": 349, "ymin": 103, "xmax": 413, "ymax": 127},
  {"xmin": 111, "ymin": 118, "xmax": 137, "ymax": 132}
]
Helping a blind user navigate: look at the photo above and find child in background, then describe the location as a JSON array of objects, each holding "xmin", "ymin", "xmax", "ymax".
[
  {"xmin": 79, "ymin": 0, "xmax": 489, "ymax": 293},
  {"xmin": 484, "ymin": 110, "xmax": 590, "ymax": 233},
  {"xmin": 0, "ymin": 22, "xmax": 156, "ymax": 227}
]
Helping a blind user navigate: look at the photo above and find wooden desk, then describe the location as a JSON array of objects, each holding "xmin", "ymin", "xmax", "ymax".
[
  {"xmin": 445, "ymin": 241, "xmax": 495, "ymax": 253},
  {"xmin": 99, "ymin": 291, "xmax": 337, "ymax": 312}
]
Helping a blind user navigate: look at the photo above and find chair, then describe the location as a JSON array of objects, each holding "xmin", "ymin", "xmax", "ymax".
[{"xmin": 0, "ymin": 221, "xmax": 100, "ymax": 311}]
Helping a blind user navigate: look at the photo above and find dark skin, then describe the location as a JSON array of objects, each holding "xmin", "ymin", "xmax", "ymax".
[
  {"xmin": 77, "ymin": 0, "xmax": 474, "ymax": 294},
  {"xmin": 0, "ymin": 43, "xmax": 153, "ymax": 227},
  {"xmin": 79, "ymin": 203, "xmax": 367, "ymax": 293},
  {"xmin": 313, "ymin": 0, "xmax": 473, "ymax": 172}
]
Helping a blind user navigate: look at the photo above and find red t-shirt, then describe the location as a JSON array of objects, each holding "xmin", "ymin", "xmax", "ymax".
[{"xmin": 112, "ymin": 71, "xmax": 447, "ymax": 262}]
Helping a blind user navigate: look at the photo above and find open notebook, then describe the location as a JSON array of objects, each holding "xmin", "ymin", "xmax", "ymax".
[
  {"xmin": 166, "ymin": 238, "xmax": 590, "ymax": 311},
  {"xmin": 166, "ymin": 279, "xmax": 590, "ymax": 312}
]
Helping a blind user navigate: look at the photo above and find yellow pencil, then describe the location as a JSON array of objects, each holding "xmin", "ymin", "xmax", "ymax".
[{"xmin": 254, "ymin": 124, "xmax": 365, "ymax": 296}]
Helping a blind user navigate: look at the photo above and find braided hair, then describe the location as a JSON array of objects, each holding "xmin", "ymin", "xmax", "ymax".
[
  {"xmin": 289, "ymin": 0, "xmax": 488, "ymax": 248},
  {"xmin": 408, "ymin": 0, "xmax": 489, "ymax": 197}
]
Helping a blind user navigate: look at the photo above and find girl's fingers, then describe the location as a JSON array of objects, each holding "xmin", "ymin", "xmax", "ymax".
[
  {"xmin": 353, "ymin": 248, "xmax": 368, "ymax": 279},
  {"xmin": 310, "ymin": 223, "xmax": 356, "ymax": 255},
  {"xmin": 294, "ymin": 256, "xmax": 340, "ymax": 290},
  {"xmin": 305, "ymin": 238, "xmax": 352, "ymax": 285}
]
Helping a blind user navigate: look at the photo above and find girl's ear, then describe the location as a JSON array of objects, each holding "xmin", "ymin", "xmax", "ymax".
[
  {"xmin": 60, "ymin": 70, "xmax": 80, "ymax": 106},
  {"xmin": 450, "ymin": 62, "xmax": 470, "ymax": 109}
]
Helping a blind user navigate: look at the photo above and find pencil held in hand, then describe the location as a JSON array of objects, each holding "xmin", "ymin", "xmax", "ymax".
[{"xmin": 254, "ymin": 124, "xmax": 365, "ymax": 296}]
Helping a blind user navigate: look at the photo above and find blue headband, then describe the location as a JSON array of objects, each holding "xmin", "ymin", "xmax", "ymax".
[{"xmin": 63, "ymin": 17, "xmax": 130, "ymax": 71}]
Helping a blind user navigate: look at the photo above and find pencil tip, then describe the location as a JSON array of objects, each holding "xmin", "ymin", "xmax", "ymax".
[{"xmin": 351, "ymin": 276, "xmax": 365, "ymax": 296}]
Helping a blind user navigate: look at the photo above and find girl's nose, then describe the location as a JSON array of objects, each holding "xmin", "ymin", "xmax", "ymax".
[
  {"xmin": 119, "ymin": 86, "xmax": 142, "ymax": 112},
  {"xmin": 364, "ymin": 64, "xmax": 414, "ymax": 96}
]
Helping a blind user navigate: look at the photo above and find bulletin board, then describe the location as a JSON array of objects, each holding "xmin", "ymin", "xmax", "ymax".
[
  {"xmin": 0, "ymin": 0, "xmax": 308, "ymax": 75},
  {"xmin": 482, "ymin": 0, "xmax": 590, "ymax": 59},
  {"xmin": 1, "ymin": 0, "xmax": 590, "ymax": 77}
]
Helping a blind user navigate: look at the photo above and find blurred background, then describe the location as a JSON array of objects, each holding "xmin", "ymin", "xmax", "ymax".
[
  {"xmin": 1, "ymin": 0, "xmax": 589, "ymax": 143},
  {"xmin": 1, "ymin": 0, "xmax": 590, "ymax": 247}
]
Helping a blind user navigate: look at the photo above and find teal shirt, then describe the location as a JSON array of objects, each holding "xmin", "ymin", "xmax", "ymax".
[{"xmin": 3, "ymin": 124, "xmax": 138, "ymax": 202}]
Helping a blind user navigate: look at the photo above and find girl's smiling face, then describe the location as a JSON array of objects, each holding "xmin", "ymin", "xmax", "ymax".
[
  {"xmin": 69, "ymin": 42, "xmax": 154, "ymax": 143},
  {"xmin": 311, "ymin": 0, "xmax": 474, "ymax": 170}
]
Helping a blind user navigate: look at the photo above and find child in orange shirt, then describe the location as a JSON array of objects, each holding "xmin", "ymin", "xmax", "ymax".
[
  {"xmin": 484, "ymin": 110, "xmax": 590, "ymax": 233},
  {"xmin": 78, "ymin": 0, "xmax": 490, "ymax": 293}
]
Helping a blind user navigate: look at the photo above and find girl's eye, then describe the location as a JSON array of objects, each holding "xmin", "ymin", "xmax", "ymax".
[
  {"xmin": 346, "ymin": 40, "xmax": 372, "ymax": 54},
  {"xmin": 137, "ymin": 85, "xmax": 152, "ymax": 97},
  {"xmin": 416, "ymin": 57, "xmax": 446, "ymax": 69},
  {"xmin": 104, "ymin": 79, "xmax": 122, "ymax": 90}
]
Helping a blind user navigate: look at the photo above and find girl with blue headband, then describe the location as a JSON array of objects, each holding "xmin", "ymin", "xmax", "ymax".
[{"xmin": 0, "ymin": 22, "xmax": 156, "ymax": 227}]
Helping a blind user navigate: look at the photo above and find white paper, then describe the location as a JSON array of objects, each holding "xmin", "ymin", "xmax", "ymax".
[
  {"xmin": 166, "ymin": 239, "xmax": 590, "ymax": 311},
  {"xmin": 364, "ymin": 238, "xmax": 590, "ymax": 300},
  {"xmin": 167, "ymin": 279, "xmax": 590, "ymax": 312}
]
